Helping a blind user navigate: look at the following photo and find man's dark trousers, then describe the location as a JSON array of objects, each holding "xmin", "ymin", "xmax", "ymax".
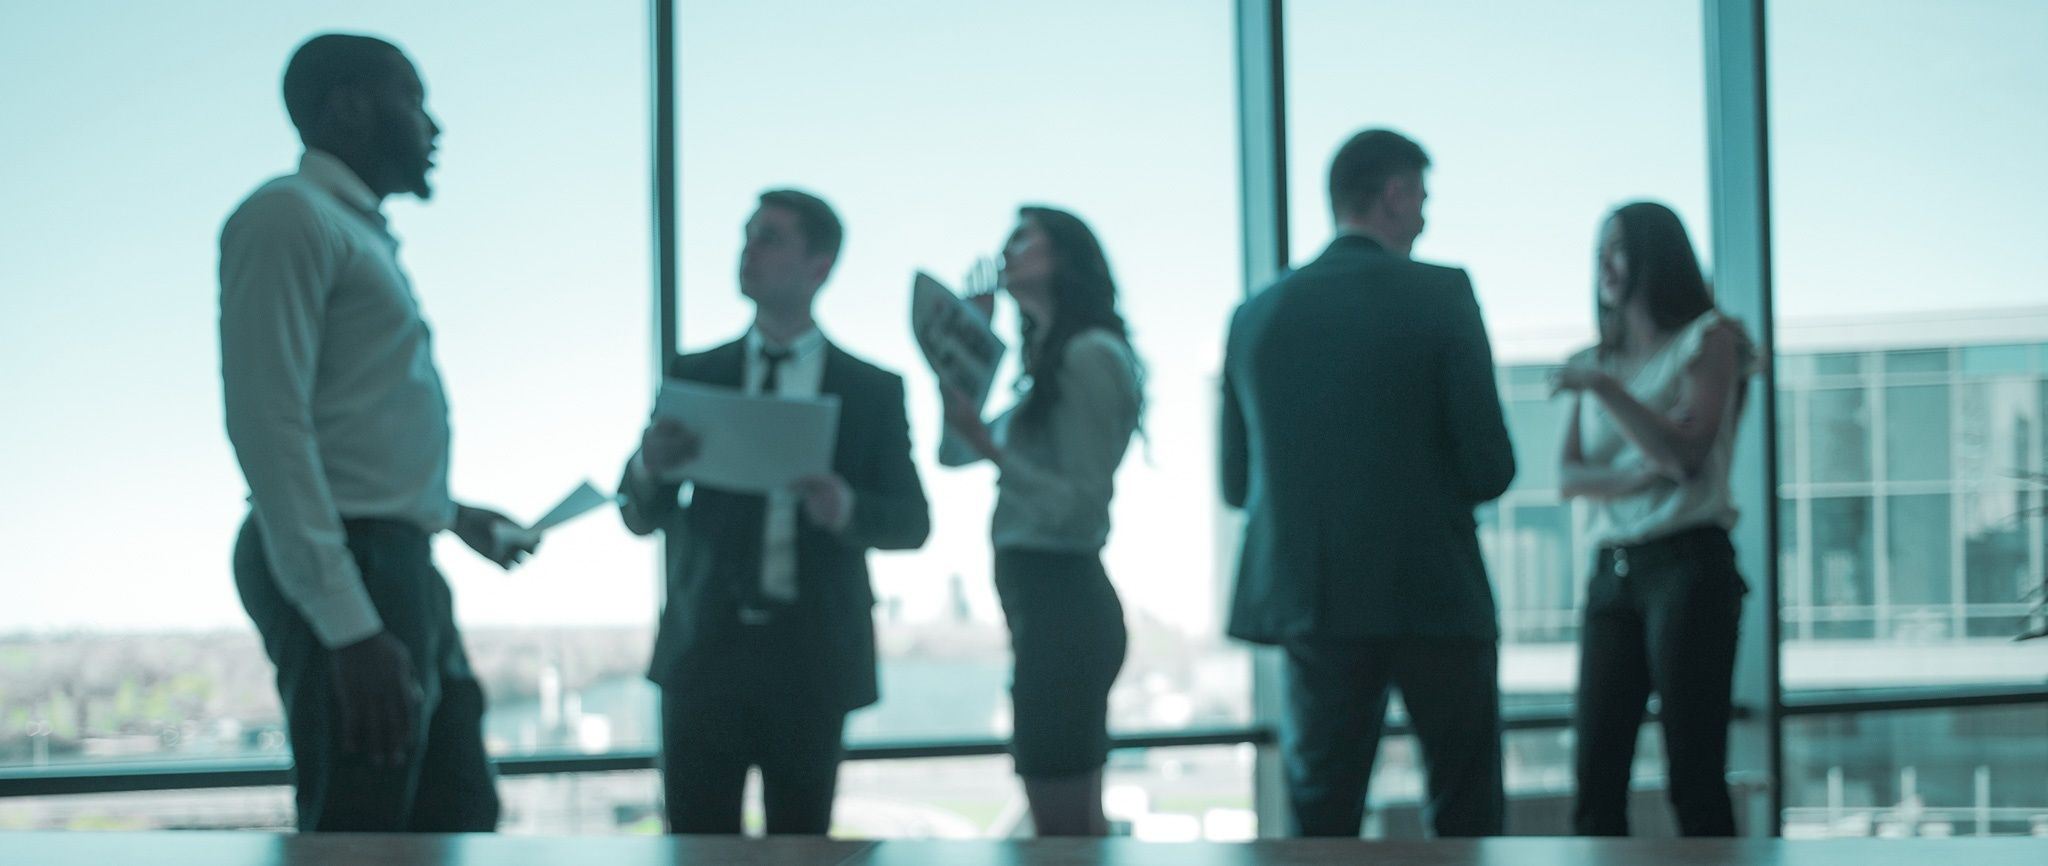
[
  {"xmin": 234, "ymin": 516, "xmax": 500, "ymax": 831},
  {"xmin": 658, "ymin": 613, "xmax": 847, "ymax": 835},
  {"xmin": 1281, "ymin": 636, "xmax": 1504, "ymax": 837}
]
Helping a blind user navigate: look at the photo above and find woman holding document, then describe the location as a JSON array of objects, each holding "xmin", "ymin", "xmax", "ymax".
[
  {"xmin": 941, "ymin": 205, "xmax": 1143, "ymax": 836},
  {"xmin": 1553, "ymin": 201, "xmax": 1757, "ymax": 837}
]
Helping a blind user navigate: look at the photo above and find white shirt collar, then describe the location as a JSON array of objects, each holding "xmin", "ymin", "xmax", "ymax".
[
  {"xmin": 746, "ymin": 324, "xmax": 827, "ymax": 360},
  {"xmin": 298, "ymin": 149, "xmax": 382, "ymax": 215}
]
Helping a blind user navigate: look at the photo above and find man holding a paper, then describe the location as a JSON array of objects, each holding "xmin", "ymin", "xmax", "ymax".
[
  {"xmin": 620, "ymin": 189, "xmax": 930, "ymax": 836},
  {"xmin": 218, "ymin": 35, "xmax": 536, "ymax": 832}
]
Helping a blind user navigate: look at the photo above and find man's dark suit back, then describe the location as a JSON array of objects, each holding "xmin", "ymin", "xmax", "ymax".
[
  {"xmin": 623, "ymin": 337, "xmax": 930, "ymax": 713},
  {"xmin": 1222, "ymin": 234, "xmax": 1515, "ymax": 643}
]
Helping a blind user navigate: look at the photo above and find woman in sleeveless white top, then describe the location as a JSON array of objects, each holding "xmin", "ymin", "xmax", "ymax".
[{"xmin": 1553, "ymin": 202, "xmax": 1758, "ymax": 837}]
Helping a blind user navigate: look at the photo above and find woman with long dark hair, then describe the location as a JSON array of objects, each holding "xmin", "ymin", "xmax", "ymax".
[
  {"xmin": 942, "ymin": 205, "xmax": 1143, "ymax": 836},
  {"xmin": 1553, "ymin": 201, "xmax": 1758, "ymax": 836}
]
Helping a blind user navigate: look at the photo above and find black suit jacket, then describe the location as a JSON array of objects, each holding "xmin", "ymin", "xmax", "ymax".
[
  {"xmin": 620, "ymin": 337, "xmax": 930, "ymax": 712},
  {"xmin": 1221, "ymin": 234, "xmax": 1516, "ymax": 644}
]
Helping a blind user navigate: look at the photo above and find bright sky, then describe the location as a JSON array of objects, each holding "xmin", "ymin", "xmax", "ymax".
[{"xmin": 1, "ymin": 0, "xmax": 2042, "ymax": 636}]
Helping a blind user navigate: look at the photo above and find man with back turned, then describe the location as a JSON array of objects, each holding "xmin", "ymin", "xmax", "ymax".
[{"xmin": 1220, "ymin": 128, "xmax": 1517, "ymax": 837}]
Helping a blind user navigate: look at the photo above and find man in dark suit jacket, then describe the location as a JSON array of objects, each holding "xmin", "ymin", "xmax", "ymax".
[
  {"xmin": 619, "ymin": 189, "xmax": 930, "ymax": 835},
  {"xmin": 1220, "ymin": 130, "xmax": 1517, "ymax": 837}
]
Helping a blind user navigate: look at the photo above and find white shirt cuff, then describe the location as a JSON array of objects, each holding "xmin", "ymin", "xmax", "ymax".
[{"xmin": 299, "ymin": 582, "xmax": 386, "ymax": 649}]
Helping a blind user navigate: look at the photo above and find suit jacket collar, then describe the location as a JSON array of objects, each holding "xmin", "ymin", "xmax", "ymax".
[
  {"xmin": 1326, "ymin": 232, "xmax": 1388, "ymax": 257},
  {"xmin": 699, "ymin": 337, "xmax": 748, "ymax": 387},
  {"xmin": 745, "ymin": 325, "xmax": 828, "ymax": 362},
  {"xmin": 700, "ymin": 333, "xmax": 858, "ymax": 397}
]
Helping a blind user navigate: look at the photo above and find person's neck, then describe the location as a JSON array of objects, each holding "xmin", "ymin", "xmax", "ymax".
[
  {"xmin": 1622, "ymin": 308, "xmax": 1665, "ymax": 358},
  {"xmin": 1335, "ymin": 216, "xmax": 1410, "ymax": 257},
  {"xmin": 306, "ymin": 139, "xmax": 392, "ymax": 201},
  {"xmin": 752, "ymin": 307, "xmax": 817, "ymax": 347}
]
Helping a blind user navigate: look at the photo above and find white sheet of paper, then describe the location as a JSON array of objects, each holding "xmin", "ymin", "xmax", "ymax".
[
  {"xmin": 653, "ymin": 380, "xmax": 841, "ymax": 493},
  {"xmin": 486, "ymin": 480, "xmax": 614, "ymax": 559},
  {"xmin": 531, "ymin": 480, "xmax": 613, "ymax": 533}
]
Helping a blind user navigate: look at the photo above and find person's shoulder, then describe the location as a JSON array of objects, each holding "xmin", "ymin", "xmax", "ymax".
[
  {"xmin": 1060, "ymin": 329, "xmax": 1138, "ymax": 380},
  {"xmin": 1233, "ymin": 274, "xmax": 1287, "ymax": 319},
  {"xmin": 668, "ymin": 337, "xmax": 743, "ymax": 378},
  {"xmin": 1406, "ymin": 256, "xmax": 1469, "ymax": 283},
  {"xmin": 223, "ymin": 175, "xmax": 329, "ymax": 234},
  {"xmin": 826, "ymin": 342, "xmax": 906, "ymax": 389},
  {"xmin": 1367, "ymin": 253, "xmax": 1469, "ymax": 293},
  {"xmin": 1694, "ymin": 309, "xmax": 1752, "ymax": 343},
  {"xmin": 1300, "ymin": 244, "xmax": 1469, "ymax": 287},
  {"xmin": 1682, "ymin": 309, "xmax": 1758, "ymax": 373},
  {"xmin": 1065, "ymin": 328, "xmax": 1131, "ymax": 359}
]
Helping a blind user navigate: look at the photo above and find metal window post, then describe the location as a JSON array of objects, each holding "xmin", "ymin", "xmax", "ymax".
[
  {"xmin": 1703, "ymin": 0, "xmax": 1785, "ymax": 836},
  {"xmin": 1233, "ymin": 0, "xmax": 1291, "ymax": 837},
  {"xmin": 652, "ymin": 0, "xmax": 678, "ymax": 366}
]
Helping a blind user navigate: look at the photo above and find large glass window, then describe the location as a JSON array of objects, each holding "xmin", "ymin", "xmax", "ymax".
[
  {"xmin": 1884, "ymin": 385, "xmax": 1951, "ymax": 483},
  {"xmin": 1783, "ymin": 706, "xmax": 2048, "ymax": 838},
  {"xmin": 0, "ymin": 0, "xmax": 656, "ymax": 780},
  {"xmin": 1285, "ymin": 0, "xmax": 1709, "ymax": 704},
  {"xmin": 672, "ymin": 2, "xmax": 1249, "ymax": 822},
  {"xmin": 1961, "ymin": 486, "xmax": 2034, "ymax": 638},
  {"xmin": 6, "ymin": 0, "xmax": 2046, "ymax": 842},
  {"xmin": 1809, "ymin": 388, "xmax": 1874, "ymax": 485},
  {"xmin": 1769, "ymin": 0, "xmax": 2048, "ymax": 691},
  {"xmin": 1808, "ymin": 496, "xmax": 1878, "ymax": 642},
  {"xmin": 1883, "ymin": 494, "xmax": 1952, "ymax": 636}
]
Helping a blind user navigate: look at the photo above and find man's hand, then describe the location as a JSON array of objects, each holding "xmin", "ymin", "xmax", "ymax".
[
  {"xmin": 454, "ymin": 504, "xmax": 538, "ymax": 569},
  {"xmin": 330, "ymin": 631, "xmax": 423, "ymax": 767},
  {"xmin": 793, "ymin": 473, "xmax": 856, "ymax": 533},
  {"xmin": 640, "ymin": 418, "xmax": 702, "ymax": 479}
]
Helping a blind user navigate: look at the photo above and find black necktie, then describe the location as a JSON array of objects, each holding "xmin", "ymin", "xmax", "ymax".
[{"xmin": 759, "ymin": 345, "xmax": 792, "ymax": 394}]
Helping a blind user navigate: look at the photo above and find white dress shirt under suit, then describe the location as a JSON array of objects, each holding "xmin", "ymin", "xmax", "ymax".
[{"xmin": 219, "ymin": 149, "xmax": 456, "ymax": 649}]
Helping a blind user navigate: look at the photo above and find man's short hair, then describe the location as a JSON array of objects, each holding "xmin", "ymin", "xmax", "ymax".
[
  {"xmin": 282, "ymin": 33, "xmax": 404, "ymax": 134},
  {"xmin": 1327, "ymin": 129, "xmax": 1431, "ymax": 218},
  {"xmin": 757, "ymin": 189, "xmax": 843, "ymax": 259}
]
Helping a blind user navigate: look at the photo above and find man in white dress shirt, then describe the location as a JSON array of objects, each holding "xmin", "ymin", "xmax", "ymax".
[{"xmin": 218, "ymin": 33, "xmax": 535, "ymax": 832}]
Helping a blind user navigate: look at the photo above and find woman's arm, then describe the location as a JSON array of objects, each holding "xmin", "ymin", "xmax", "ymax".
[
  {"xmin": 1554, "ymin": 322, "xmax": 1744, "ymax": 480},
  {"xmin": 1557, "ymin": 393, "xmax": 1658, "ymax": 499},
  {"xmin": 1561, "ymin": 463, "xmax": 1662, "ymax": 499},
  {"xmin": 940, "ymin": 386, "xmax": 1003, "ymax": 465}
]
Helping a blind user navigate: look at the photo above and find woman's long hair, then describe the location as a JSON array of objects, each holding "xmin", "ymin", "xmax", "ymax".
[
  {"xmin": 1597, "ymin": 201, "xmax": 1715, "ymax": 359},
  {"xmin": 1013, "ymin": 205, "xmax": 1144, "ymax": 427}
]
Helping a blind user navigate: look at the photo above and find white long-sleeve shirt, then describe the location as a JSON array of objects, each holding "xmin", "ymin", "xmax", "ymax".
[
  {"xmin": 219, "ymin": 150, "xmax": 456, "ymax": 648},
  {"xmin": 988, "ymin": 329, "xmax": 1142, "ymax": 552}
]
